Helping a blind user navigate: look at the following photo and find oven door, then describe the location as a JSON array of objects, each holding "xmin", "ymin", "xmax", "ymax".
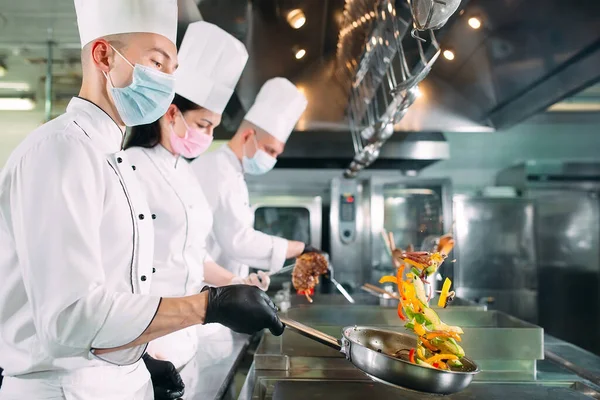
[
  {"xmin": 250, "ymin": 195, "xmax": 322, "ymax": 251},
  {"xmin": 369, "ymin": 178, "xmax": 454, "ymax": 280}
]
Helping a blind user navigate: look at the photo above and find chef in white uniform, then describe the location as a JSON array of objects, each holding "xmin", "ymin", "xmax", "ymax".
[
  {"xmin": 191, "ymin": 78, "xmax": 317, "ymax": 278},
  {"xmin": 0, "ymin": 2, "xmax": 284, "ymax": 399},
  {"xmin": 124, "ymin": 21, "xmax": 268, "ymax": 396}
]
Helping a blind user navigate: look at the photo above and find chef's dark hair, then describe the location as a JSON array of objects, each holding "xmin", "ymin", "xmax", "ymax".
[{"xmin": 124, "ymin": 94, "xmax": 201, "ymax": 149}]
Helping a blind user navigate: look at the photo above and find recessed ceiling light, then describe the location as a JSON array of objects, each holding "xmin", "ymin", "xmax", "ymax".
[
  {"xmin": 443, "ymin": 49, "xmax": 455, "ymax": 61},
  {"xmin": 468, "ymin": 17, "xmax": 482, "ymax": 29},
  {"xmin": 287, "ymin": 9, "xmax": 306, "ymax": 29},
  {"xmin": 0, "ymin": 98, "xmax": 35, "ymax": 111},
  {"xmin": 295, "ymin": 48, "xmax": 306, "ymax": 60}
]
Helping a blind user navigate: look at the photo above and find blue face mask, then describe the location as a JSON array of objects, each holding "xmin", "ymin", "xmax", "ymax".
[
  {"xmin": 242, "ymin": 134, "xmax": 277, "ymax": 175},
  {"xmin": 104, "ymin": 46, "xmax": 175, "ymax": 127}
]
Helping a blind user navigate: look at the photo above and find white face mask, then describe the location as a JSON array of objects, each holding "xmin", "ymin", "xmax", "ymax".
[{"xmin": 242, "ymin": 134, "xmax": 277, "ymax": 175}]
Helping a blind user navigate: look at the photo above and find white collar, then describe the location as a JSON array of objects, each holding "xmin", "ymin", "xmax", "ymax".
[
  {"xmin": 146, "ymin": 144, "xmax": 181, "ymax": 170},
  {"xmin": 66, "ymin": 97, "xmax": 124, "ymax": 154},
  {"xmin": 221, "ymin": 144, "xmax": 243, "ymax": 174}
]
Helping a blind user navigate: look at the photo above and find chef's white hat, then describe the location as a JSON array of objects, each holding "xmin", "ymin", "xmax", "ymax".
[
  {"xmin": 175, "ymin": 21, "xmax": 248, "ymax": 114},
  {"xmin": 244, "ymin": 78, "xmax": 307, "ymax": 143},
  {"xmin": 74, "ymin": 0, "xmax": 178, "ymax": 48}
]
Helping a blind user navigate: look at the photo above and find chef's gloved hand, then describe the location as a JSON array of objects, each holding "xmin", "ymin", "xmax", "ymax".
[
  {"xmin": 201, "ymin": 285, "xmax": 284, "ymax": 336},
  {"xmin": 142, "ymin": 353, "xmax": 185, "ymax": 400},
  {"xmin": 230, "ymin": 271, "xmax": 270, "ymax": 291}
]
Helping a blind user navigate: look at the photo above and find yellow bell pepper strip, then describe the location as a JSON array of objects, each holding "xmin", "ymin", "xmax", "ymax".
[
  {"xmin": 438, "ymin": 277, "xmax": 452, "ymax": 308},
  {"xmin": 409, "ymin": 348, "xmax": 416, "ymax": 364},
  {"xmin": 395, "ymin": 265, "xmax": 408, "ymax": 320},
  {"xmin": 417, "ymin": 346, "xmax": 426, "ymax": 360},
  {"xmin": 379, "ymin": 275, "xmax": 398, "ymax": 284},
  {"xmin": 397, "ymin": 265, "xmax": 405, "ymax": 299},
  {"xmin": 413, "ymin": 322, "xmax": 427, "ymax": 337},
  {"xmin": 425, "ymin": 331, "xmax": 462, "ymax": 342},
  {"xmin": 426, "ymin": 354, "xmax": 459, "ymax": 365},
  {"xmin": 402, "ymin": 257, "xmax": 425, "ymax": 270}
]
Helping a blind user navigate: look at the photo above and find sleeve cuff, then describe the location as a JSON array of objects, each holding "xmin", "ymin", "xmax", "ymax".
[
  {"xmin": 269, "ymin": 237, "xmax": 289, "ymax": 273},
  {"xmin": 91, "ymin": 293, "xmax": 161, "ymax": 349}
]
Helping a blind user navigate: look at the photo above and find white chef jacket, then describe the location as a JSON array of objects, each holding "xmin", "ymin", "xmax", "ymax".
[
  {"xmin": 125, "ymin": 145, "xmax": 221, "ymax": 371},
  {"xmin": 191, "ymin": 144, "xmax": 288, "ymax": 277},
  {"xmin": 126, "ymin": 145, "xmax": 210, "ymax": 297},
  {"xmin": 0, "ymin": 98, "xmax": 159, "ymax": 397}
]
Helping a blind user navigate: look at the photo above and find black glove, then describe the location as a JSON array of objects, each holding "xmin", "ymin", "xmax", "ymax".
[
  {"xmin": 302, "ymin": 244, "xmax": 326, "ymax": 255},
  {"xmin": 142, "ymin": 353, "xmax": 185, "ymax": 400},
  {"xmin": 202, "ymin": 285, "xmax": 285, "ymax": 336}
]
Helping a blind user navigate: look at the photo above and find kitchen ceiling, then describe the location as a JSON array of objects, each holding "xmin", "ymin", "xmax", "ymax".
[{"xmin": 0, "ymin": 0, "xmax": 599, "ymax": 132}]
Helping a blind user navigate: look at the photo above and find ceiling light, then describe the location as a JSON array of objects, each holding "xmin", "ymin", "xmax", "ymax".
[
  {"xmin": 378, "ymin": 37, "xmax": 383, "ymax": 45},
  {"xmin": 388, "ymin": 2, "xmax": 393, "ymax": 13},
  {"xmin": 0, "ymin": 98, "xmax": 35, "ymax": 111},
  {"xmin": 443, "ymin": 49, "xmax": 455, "ymax": 61},
  {"xmin": 294, "ymin": 48, "xmax": 306, "ymax": 60},
  {"xmin": 287, "ymin": 9, "xmax": 306, "ymax": 29},
  {"xmin": 361, "ymin": 16, "xmax": 366, "ymax": 23},
  {"xmin": 0, "ymin": 82, "xmax": 30, "ymax": 91},
  {"xmin": 547, "ymin": 103, "xmax": 600, "ymax": 112},
  {"xmin": 352, "ymin": 21, "xmax": 358, "ymax": 27},
  {"xmin": 468, "ymin": 17, "xmax": 482, "ymax": 29}
]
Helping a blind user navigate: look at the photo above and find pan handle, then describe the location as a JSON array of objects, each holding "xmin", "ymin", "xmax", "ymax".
[{"xmin": 279, "ymin": 316, "xmax": 342, "ymax": 352}]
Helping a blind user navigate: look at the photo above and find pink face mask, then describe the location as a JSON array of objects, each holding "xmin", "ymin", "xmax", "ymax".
[{"xmin": 169, "ymin": 111, "xmax": 213, "ymax": 158}]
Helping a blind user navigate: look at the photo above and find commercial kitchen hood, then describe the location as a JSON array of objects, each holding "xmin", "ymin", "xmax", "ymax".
[{"xmin": 181, "ymin": 0, "xmax": 600, "ymax": 172}]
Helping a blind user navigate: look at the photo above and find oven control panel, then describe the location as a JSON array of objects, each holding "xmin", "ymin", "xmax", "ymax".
[{"xmin": 339, "ymin": 192, "xmax": 357, "ymax": 243}]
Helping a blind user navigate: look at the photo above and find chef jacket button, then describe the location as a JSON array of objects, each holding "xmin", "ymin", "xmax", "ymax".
[
  {"xmin": 132, "ymin": 165, "xmax": 136, "ymax": 171},
  {"xmin": 138, "ymin": 214, "xmax": 145, "ymax": 220},
  {"xmin": 141, "ymin": 275, "xmax": 147, "ymax": 282},
  {"xmin": 152, "ymin": 267, "xmax": 156, "ymax": 273},
  {"xmin": 117, "ymin": 157, "xmax": 123, "ymax": 163},
  {"xmin": 152, "ymin": 214, "xmax": 157, "ymax": 220}
]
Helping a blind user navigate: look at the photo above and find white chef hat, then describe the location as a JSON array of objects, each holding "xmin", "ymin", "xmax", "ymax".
[
  {"xmin": 175, "ymin": 21, "xmax": 248, "ymax": 114},
  {"xmin": 74, "ymin": 0, "xmax": 178, "ymax": 48},
  {"xmin": 244, "ymin": 78, "xmax": 307, "ymax": 143}
]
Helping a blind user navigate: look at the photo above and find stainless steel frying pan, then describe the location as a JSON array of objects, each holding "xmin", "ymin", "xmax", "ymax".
[{"xmin": 279, "ymin": 316, "xmax": 480, "ymax": 395}]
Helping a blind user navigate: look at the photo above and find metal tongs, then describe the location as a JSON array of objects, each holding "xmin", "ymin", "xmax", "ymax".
[{"xmin": 326, "ymin": 260, "xmax": 355, "ymax": 304}]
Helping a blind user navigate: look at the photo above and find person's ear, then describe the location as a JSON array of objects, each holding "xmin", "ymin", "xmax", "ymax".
[
  {"xmin": 90, "ymin": 39, "xmax": 112, "ymax": 73},
  {"xmin": 242, "ymin": 128, "xmax": 256, "ymax": 144},
  {"xmin": 164, "ymin": 104, "xmax": 178, "ymax": 125}
]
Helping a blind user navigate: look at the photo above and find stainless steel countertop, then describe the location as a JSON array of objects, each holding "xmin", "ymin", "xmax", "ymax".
[{"xmin": 236, "ymin": 296, "xmax": 600, "ymax": 400}]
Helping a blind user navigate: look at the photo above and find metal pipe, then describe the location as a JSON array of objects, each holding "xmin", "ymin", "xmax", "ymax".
[{"xmin": 45, "ymin": 39, "xmax": 54, "ymax": 122}]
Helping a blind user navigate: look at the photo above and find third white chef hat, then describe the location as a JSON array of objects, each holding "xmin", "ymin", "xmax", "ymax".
[
  {"xmin": 175, "ymin": 21, "xmax": 248, "ymax": 114},
  {"xmin": 244, "ymin": 78, "xmax": 308, "ymax": 143},
  {"xmin": 74, "ymin": 0, "xmax": 178, "ymax": 48}
]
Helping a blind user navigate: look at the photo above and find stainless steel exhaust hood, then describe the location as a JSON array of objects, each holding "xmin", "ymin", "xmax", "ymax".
[{"xmin": 181, "ymin": 0, "xmax": 600, "ymax": 172}]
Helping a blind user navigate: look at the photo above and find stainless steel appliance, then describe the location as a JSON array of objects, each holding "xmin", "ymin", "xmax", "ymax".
[
  {"xmin": 329, "ymin": 177, "xmax": 454, "ymax": 291},
  {"xmin": 250, "ymin": 194, "xmax": 323, "ymax": 251},
  {"xmin": 497, "ymin": 161, "xmax": 600, "ymax": 355},
  {"xmin": 453, "ymin": 196, "xmax": 537, "ymax": 323}
]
